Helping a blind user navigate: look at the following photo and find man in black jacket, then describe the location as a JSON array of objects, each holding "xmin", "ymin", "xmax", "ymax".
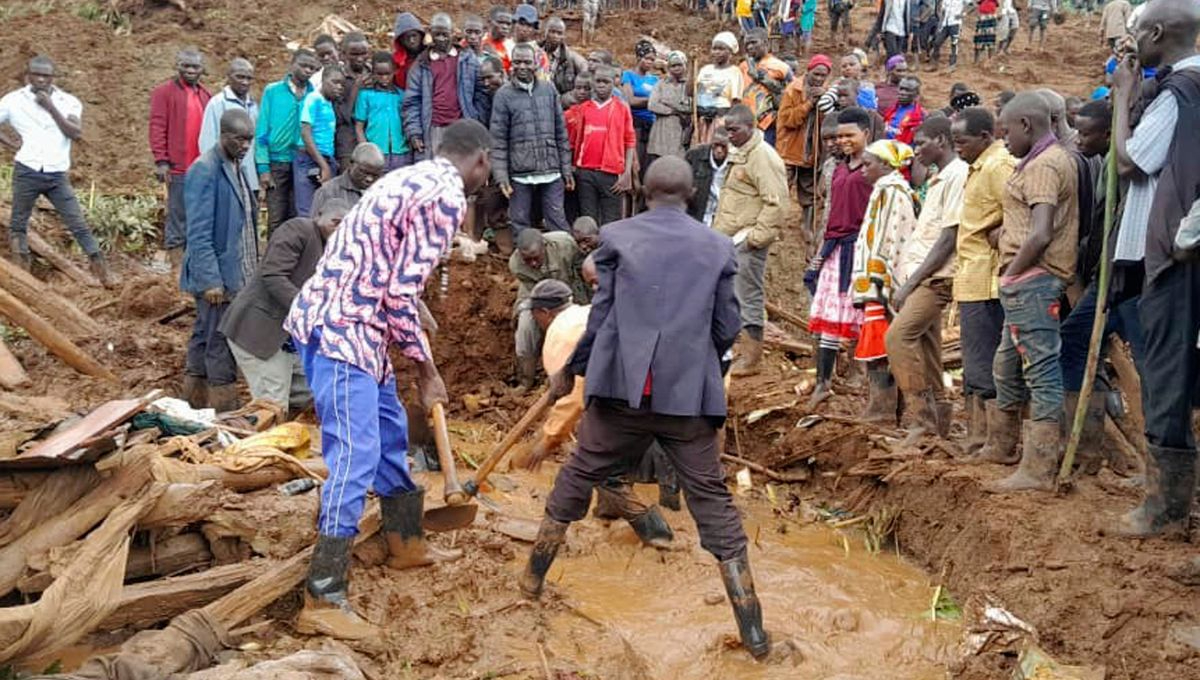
[
  {"xmin": 490, "ymin": 43, "xmax": 573, "ymax": 236},
  {"xmin": 220, "ymin": 198, "xmax": 351, "ymax": 411},
  {"xmin": 684, "ymin": 128, "xmax": 730, "ymax": 226}
]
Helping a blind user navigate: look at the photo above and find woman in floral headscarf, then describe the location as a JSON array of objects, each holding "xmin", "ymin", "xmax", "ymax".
[{"xmin": 852, "ymin": 138, "xmax": 919, "ymax": 425}]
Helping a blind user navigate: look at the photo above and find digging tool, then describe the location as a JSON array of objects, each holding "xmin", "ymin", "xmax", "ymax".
[
  {"xmin": 423, "ymin": 389, "xmax": 554, "ymax": 532},
  {"xmin": 431, "ymin": 402, "xmax": 467, "ymax": 505}
]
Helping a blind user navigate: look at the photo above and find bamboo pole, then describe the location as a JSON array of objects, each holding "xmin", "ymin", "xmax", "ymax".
[{"xmin": 1058, "ymin": 119, "xmax": 1118, "ymax": 484}]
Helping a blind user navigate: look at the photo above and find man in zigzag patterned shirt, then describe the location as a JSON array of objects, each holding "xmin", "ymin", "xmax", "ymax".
[{"xmin": 283, "ymin": 119, "xmax": 492, "ymax": 640}]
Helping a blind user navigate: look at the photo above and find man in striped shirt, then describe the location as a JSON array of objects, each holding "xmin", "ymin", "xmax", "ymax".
[{"xmin": 284, "ymin": 119, "xmax": 493, "ymax": 640}]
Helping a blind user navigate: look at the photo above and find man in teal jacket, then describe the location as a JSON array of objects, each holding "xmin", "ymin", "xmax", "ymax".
[{"xmin": 255, "ymin": 49, "xmax": 319, "ymax": 235}]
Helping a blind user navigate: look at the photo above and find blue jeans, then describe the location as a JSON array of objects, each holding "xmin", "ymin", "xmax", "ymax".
[
  {"xmin": 296, "ymin": 330, "xmax": 418, "ymax": 538},
  {"xmin": 1058, "ymin": 281, "xmax": 1145, "ymax": 392},
  {"xmin": 508, "ymin": 178, "xmax": 570, "ymax": 236},
  {"xmin": 994, "ymin": 273, "xmax": 1067, "ymax": 422},
  {"xmin": 10, "ymin": 162, "xmax": 100, "ymax": 255},
  {"xmin": 292, "ymin": 153, "xmax": 338, "ymax": 218},
  {"xmin": 384, "ymin": 152, "xmax": 413, "ymax": 172}
]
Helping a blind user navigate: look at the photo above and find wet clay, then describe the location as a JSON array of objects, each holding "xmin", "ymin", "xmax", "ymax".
[{"xmin": 437, "ymin": 457, "xmax": 960, "ymax": 679}]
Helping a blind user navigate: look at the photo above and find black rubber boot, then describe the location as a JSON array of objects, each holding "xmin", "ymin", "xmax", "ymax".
[
  {"xmin": 628, "ymin": 506, "xmax": 675, "ymax": 549},
  {"xmin": 381, "ymin": 487, "xmax": 462, "ymax": 569},
  {"xmin": 658, "ymin": 483, "xmax": 682, "ymax": 511},
  {"xmin": 296, "ymin": 534, "xmax": 376, "ymax": 640},
  {"xmin": 1112, "ymin": 445, "xmax": 1197, "ymax": 538},
  {"xmin": 808, "ymin": 347, "xmax": 837, "ymax": 409},
  {"xmin": 860, "ymin": 366, "xmax": 898, "ymax": 425},
  {"xmin": 964, "ymin": 401, "xmax": 1022, "ymax": 464},
  {"xmin": 520, "ymin": 517, "xmax": 569, "ymax": 599},
  {"xmin": 719, "ymin": 553, "xmax": 770, "ymax": 660}
]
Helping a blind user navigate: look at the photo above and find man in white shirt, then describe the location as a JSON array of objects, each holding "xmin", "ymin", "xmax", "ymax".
[
  {"xmin": 0, "ymin": 56, "xmax": 109, "ymax": 284},
  {"xmin": 885, "ymin": 116, "xmax": 967, "ymax": 435},
  {"xmin": 199, "ymin": 58, "xmax": 259, "ymax": 192}
]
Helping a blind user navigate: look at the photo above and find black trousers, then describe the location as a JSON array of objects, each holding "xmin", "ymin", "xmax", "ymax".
[
  {"xmin": 265, "ymin": 161, "xmax": 296, "ymax": 238},
  {"xmin": 576, "ymin": 168, "xmax": 623, "ymax": 226},
  {"xmin": 185, "ymin": 296, "xmax": 237, "ymax": 386},
  {"xmin": 959, "ymin": 299, "xmax": 1004, "ymax": 399},
  {"xmin": 544, "ymin": 399, "xmax": 748, "ymax": 561},
  {"xmin": 1139, "ymin": 261, "xmax": 1200, "ymax": 451}
]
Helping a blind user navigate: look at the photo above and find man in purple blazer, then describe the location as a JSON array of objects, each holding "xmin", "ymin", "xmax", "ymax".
[{"xmin": 517, "ymin": 156, "xmax": 770, "ymax": 661}]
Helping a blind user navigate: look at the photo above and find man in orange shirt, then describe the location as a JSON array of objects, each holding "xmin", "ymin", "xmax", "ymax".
[
  {"xmin": 483, "ymin": 6, "xmax": 515, "ymax": 72},
  {"xmin": 740, "ymin": 28, "xmax": 793, "ymax": 146}
]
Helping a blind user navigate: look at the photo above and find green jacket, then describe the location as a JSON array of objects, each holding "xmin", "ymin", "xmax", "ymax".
[
  {"xmin": 255, "ymin": 75, "xmax": 312, "ymax": 174},
  {"xmin": 711, "ymin": 130, "xmax": 789, "ymax": 249},
  {"xmin": 508, "ymin": 231, "xmax": 589, "ymax": 306}
]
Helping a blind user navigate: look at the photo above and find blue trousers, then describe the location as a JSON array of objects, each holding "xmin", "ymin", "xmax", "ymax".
[
  {"xmin": 297, "ymin": 330, "xmax": 417, "ymax": 538},
  {"xmin": 994, "ymin": 273, "xmax": 1066, "ymax": 422},
  {"xmin": 1058, "ymin": 281, "xmax": 1145, "ymax": 392},
  {"xmin": 292, "ymin": 153, "xmax": 338, "ymax": 218}
]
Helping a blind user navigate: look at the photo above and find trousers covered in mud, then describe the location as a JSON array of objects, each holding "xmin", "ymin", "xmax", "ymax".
[
  {"xmin": 296, "ymin": 329, "xmax": 419, "ymax": 538},
  {"xmin": 545, "ymin": 398, "xmax": 748, "ymax": 561},
  {"xmin": 993, "ymin": 273, "xmax": 1066, "ymax": 422}
]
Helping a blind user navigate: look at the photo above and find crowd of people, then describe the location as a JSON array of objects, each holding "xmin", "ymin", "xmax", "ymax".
[{"xmin": 0, "ymin": 0, "xmax": 1197, "ymax": 662}]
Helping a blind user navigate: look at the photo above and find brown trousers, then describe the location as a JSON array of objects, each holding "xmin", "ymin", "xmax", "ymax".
[
  {"xmin": 885, "ymin": 278, "xmax": 953, "ymax": 395},
  {"xmin": 544, "ymin": 399, "xmax": 748, "ymax": 561}
]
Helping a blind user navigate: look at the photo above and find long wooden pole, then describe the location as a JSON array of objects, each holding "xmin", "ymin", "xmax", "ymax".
[
  {"xmin": 0, "ymin": 287, "xmax": 118, "ymax": 382},
  {"xmin": 1058, "ymin": 115, "xmax": 1118, "ymax": 484}
]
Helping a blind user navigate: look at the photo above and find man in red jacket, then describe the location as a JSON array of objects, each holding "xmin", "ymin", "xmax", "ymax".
[
  {"xmin": 149, "ymin": 48, "xmax": 212, "ymax": 267},
  {"xmin": 882, "ymin": 75, "xmax": 925, "ymax": 145}
]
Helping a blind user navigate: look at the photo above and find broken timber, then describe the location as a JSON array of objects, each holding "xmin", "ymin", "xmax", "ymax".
[{"xmin": 0, "ymin": 287, "xmax": 116, "ymax": 382}]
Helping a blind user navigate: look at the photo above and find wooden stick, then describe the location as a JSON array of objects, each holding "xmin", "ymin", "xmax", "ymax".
[
  {"xmin": 26, "ymin": 231, "xmax": 101, "ymax": 288},
  {"xmin": 721, "ymin": 453, "xmax": 810, "ymax": 482},
  {"xmin": 765, "ymin": 300, "xmax": 809, "ymax": 331},
  {"xmin": 0, "ymin": 287, "xmax": 118, "ymax": 382},
  {"xmin": 0, "ymin": 255, "xmax": 100, "ymax": 338},
  {"xmin": 99, "ymin": 562, "xmax": 266, "ymax": 631},
  {"xmin": 1059, "ymin": 117, "xmax": 1117, "ymax": 484},
  {"xmin": 469, "ymin": 389, "xmax": 552, "ymax": 490}
]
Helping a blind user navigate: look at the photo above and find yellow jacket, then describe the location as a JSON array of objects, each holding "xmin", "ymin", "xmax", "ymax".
[{"xmin": 711, "ymin": 130, "xmax": 789, "ymax": 250}]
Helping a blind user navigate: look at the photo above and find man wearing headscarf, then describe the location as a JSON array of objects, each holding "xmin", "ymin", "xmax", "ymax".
[{"xmin": 777, "ymin": 54, "xmax": 833, "ymax": 242}]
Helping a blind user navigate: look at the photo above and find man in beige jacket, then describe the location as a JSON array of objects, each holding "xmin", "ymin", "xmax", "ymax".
[{"xmin": 711, "ymin": 104, "xmax": 790, "ymax": 376}]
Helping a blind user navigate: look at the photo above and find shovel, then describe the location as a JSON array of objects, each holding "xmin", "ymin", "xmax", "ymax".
[{"xmin": 423, "ymin": 389, "xmax": 554, "ymax": 532}]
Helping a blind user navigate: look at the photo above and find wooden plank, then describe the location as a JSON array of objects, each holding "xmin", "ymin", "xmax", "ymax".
[
  {"xmin": 0, "ymin": 447, "xmax": 153, "ymax": 597},
  {"xmin": 98, "ymin": 562, "xmax": 266, "ymax": 631},
  {"xmin": 0, "ymin": 339, "xmax": 29, "ymax": 389},
  {"xmin": 26, "ymin": 231, "xmax": 100, "ymax": 288},
  {"xmin": 0, "ymin": 255, "xmax": 100, "ymax": 338},
  {"xmin": 11, "ymin": 398, "xmax": 142, "ymax": 467},
  {"xmin": 19, "ymin": 533, "xmax": 215, "ymax": 596},
  {"xmin": 0, "ymin": 287, "xmax": 117, "ymax": 383},
  {"xmin": 0, "ymin": 392, "xmax": 70, "ymax": 421}
]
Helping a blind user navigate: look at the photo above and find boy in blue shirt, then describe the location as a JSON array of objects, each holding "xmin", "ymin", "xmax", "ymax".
[
  {"xmin": 295, "ymin": 64, "xmax": 344, "ymax": 217},
  {"xmin": 355, "ymin": 52, "xmax": 411, "ymax": 171}
]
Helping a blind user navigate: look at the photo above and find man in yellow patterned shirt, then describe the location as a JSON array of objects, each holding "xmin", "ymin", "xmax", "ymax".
[{"xmin": 950, "ymin": 107, "xmax": 1015, "ymax": 457}]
